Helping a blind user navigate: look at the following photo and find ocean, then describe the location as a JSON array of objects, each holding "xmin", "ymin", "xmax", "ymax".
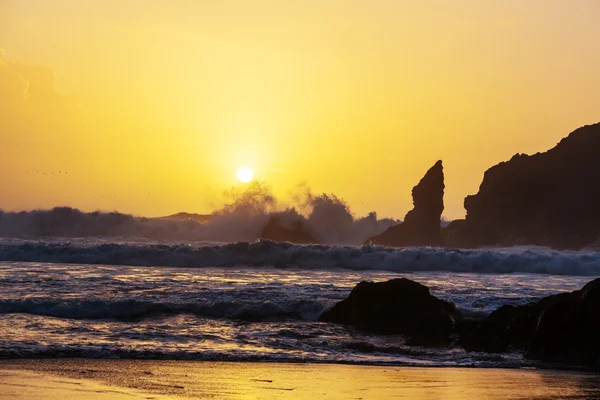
[{"xmin": 1, "ymin": 238, "xmax": 599, "ymax": 368}]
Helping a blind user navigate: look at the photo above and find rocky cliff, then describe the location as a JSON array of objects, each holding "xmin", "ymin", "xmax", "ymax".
[{"xmin": 457, "ymin": 123, "xmax": 600, "ymax": 249}]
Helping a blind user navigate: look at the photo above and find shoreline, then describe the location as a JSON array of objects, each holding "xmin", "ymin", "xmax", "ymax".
[
  {"xmin": 0, "ymin": 368, "xmax": 168, "ymax": 400},
  {"xmin": 1, "ymin": 356, "xmax": 597, "ymax": 373},
  {"xmin": 2, "ymin": 359, "xmax": 600, "ymax": 399}
]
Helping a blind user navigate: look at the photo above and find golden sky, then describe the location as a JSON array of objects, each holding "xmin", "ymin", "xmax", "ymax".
[{"xmin": 1, "ymin": 0, "xmax": 599, "ymax": 219}]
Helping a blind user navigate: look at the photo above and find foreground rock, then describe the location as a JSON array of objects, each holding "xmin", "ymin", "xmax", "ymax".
[
  {"xmin": 458, "ymin": 301, "xmax": 550, "ymax": 353},
  {"xmin": 319, "ymin": 278, "xmax": 457, "ymax": 346},
  {"xmin": 320, "ymin": 277, "xmax": 600, "ymax": 369},
  {"xmin": 367, "ymin": 161, "xmax": 445, "ymax": 247},
  {"xmin": 457, "ymin": 280, "xmax": 600, "ymax": 369},
  {"xmin": 456, "ymin": 123, "xmax": 600, "ymax": 249},
  {"xmin": 260, "ymin": 214, "xmax": 318, "ymax": 244},
  {"xmin": 459, "ymin": 279, "xmax": 600, "ymax": 368},
  {"xmin": 525, "ymin": 278, "xmax": 600, "ymax": 368}
]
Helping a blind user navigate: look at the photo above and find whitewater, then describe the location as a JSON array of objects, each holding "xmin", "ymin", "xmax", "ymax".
[
  {"xmin": 1, "ymin": 237, "xmax": 599, "ymax": 367},
  {"xmin": 1, "ymin": 237, "xmax": 599, "ymax": 275}
]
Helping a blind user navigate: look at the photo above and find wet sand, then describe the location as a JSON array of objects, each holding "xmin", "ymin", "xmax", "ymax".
[{"xmin": 1, "ymin": 360, "xmax": 600, "ymax": 399}]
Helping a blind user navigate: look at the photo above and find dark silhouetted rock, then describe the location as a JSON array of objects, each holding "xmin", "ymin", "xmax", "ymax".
[
  {"xmin": 525, "ymin": 278, "xmax": 600, "ymax": 368},
  {"xmin": 406, "ymin": 308, "xmax": 457, "ymax": 347},
  {"xmin": 319, "ymin": 278, "xmax": 456, "ymax": 345},
  {"xmin": 458, "ymin": 302, "xmax": 549, "ymax": 353},
  {"xmin": 442, "ymin": 219, "xmax": 470, "ymax": 248},
  {"xmin": 319, "ymin": 276, "xmax": 600, "ymax": 366},
  {"xmin": 456, "ymin": 278, "xmax": 600, "ymax": 368},
  {"xmin": 367, "ymin": 161, "xmax": 444, "ymax": 247},
  {"xmin": 457, "ymin": 123, "xmax": 600, "ymax": 249},
  {"xmin": 260, "ymin": 214, "xmax": 318, "ymax": 244}
]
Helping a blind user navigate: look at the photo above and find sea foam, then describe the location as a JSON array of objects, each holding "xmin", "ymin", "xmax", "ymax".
[{"xmin": 1, "ymin": 239, "xmax": 599, "ymax": 276}]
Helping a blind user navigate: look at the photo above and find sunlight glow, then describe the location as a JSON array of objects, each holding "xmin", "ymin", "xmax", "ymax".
[
  {"xmin": 237, "ymin": 166, "xmax": 254, "ymax": 183},
  {"xmin": 1, "ymin": 2, "xmax": 599, "ymax": 218}
]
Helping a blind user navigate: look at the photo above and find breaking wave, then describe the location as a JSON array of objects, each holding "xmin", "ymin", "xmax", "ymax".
[
  {"xmin": 0, "ymin": 297, "xmax": 325, "ymax": 321},
  {"xmin": 0, "ymin": 345, "xmax": 522, "ymax": 368},
  {"xmin": 0, "ymin": 182, "xmax": 397, "ymax": 245},
  {"xmin": 1, "ymin": 239, "xmax": 599, "ymax": 276}
]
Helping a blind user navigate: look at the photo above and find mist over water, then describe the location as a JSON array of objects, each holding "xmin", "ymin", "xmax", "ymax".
[{"xmin": 0, "ymin": 182, "xmax": 397, "ymax": 245}]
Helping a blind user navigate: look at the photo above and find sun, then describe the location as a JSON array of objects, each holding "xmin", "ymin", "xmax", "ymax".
[{"xmin": 236, "ymin": 166, "xmax": 254, "ymax": 183}]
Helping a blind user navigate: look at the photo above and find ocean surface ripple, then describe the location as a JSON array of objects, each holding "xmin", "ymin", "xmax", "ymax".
[{"xmin": 0, "ymin": 248, "xmax": 597, "ymax": 367}]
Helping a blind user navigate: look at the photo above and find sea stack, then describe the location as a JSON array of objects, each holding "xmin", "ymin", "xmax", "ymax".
[{"xmin": 367, "ymin": 160, "xmax": 444, "ymax": 247}]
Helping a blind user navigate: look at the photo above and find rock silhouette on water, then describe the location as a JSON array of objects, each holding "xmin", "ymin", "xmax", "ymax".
[
  {"xmin": 260, "ymin": 214, "xmax": 318, "ymax": 244},
  {"xmin": 319, "ymin": 278, "xmax": 457, "ymax": 346},
  {"xmin": 367, "ymin": 160, "xmax": 445, "ymax": 247},
  {"xmin": 320, "ymin": 277, "xmax": 600, "ymax": 369},
  {"xmin": 525, "ymin": 278, "xmax": 600, "ymax": 368}
]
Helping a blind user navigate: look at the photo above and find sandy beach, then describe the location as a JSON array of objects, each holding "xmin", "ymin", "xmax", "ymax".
[{"xmin": 1, "ymin": 360, "xmax": 599, "ymax": 399}]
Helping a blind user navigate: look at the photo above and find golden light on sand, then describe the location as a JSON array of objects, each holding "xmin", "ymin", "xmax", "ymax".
[{"xmin": 236, "ymin": 166, "xmax": 254, "ymax": 183}]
